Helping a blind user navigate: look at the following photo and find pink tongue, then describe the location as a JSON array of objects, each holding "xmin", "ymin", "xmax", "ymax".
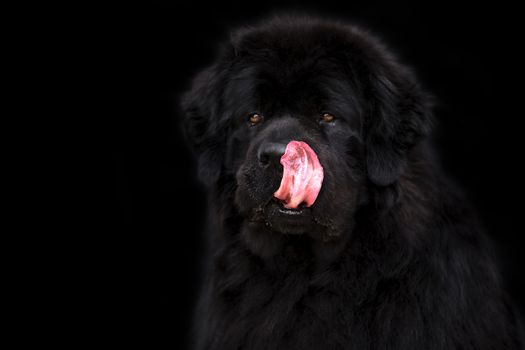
[{"xmin": 273, "ymin": 141, "xmax": 324, "ymax": 209}]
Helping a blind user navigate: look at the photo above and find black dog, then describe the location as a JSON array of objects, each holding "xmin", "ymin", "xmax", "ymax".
[{"xmin": 181, "ymin": 16, "xmax": 523, "ymax": 349}]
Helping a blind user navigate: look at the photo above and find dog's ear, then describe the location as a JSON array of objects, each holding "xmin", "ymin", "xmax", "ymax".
[
  {"xmin": 180, "ymin": 64, "xmax": 228, "ymax": 186},
  {"xmin": 365, "ymin": 64, "xmax": 432, "ymax": 186}
]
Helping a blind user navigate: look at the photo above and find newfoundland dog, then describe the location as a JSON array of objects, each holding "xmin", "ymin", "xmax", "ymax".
[{"xmin": 181, "ymin": 16, "xmax": 523, "ymax": 350}]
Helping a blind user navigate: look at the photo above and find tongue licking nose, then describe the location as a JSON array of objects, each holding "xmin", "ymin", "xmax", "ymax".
[{"xmin": 273, "ymin": 141, "xmax": 324, "ymax": 209}]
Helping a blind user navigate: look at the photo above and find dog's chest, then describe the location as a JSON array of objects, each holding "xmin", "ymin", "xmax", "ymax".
[{"xmin": 213, "ymin": 272, "xmax": 363, "ymax": 350}]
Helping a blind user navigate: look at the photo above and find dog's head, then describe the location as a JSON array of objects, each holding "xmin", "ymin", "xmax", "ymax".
[{"xmin": 182, "ymin": 17, "xmax": 431, "ymax": 257}]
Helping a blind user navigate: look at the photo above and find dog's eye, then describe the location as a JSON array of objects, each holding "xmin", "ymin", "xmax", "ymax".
[
  {"xmin": 248, "ymin": 113, "xmax": 264, "ymax": 126},
  {"xmin": 321, "ymin": 113, "xmax": 336, "ymax": 123}
]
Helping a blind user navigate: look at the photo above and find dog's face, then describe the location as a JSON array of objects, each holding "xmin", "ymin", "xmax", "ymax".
[
  {"xmin": 182, "ymin": 18, "xmax": 431, "ymax": 257},
  {"xmin": 228, "ymin": 58, "xmax": 365, "ymax": 242}
]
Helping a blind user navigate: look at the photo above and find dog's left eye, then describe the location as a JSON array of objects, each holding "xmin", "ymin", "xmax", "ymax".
[{"xmin": 320, "ymin": 113, "xmax": 336, "ymax": 123}]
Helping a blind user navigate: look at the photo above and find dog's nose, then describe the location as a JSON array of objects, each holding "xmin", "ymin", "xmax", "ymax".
[{"xmin": 258, "ymin": 142, "xmax": 287, "ymax": 166}]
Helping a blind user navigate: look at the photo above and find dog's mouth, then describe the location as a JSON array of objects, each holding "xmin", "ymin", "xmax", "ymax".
[
  {"xmin": 238, "ymin": 140, "xmax": 328, "ymax": 236},
  {"xmin": 273, "ymin": 197, "xmax": 309, "ymax": 214},
  {"xmin": 263, "ymin": 199, "xmax": 315, "ymax": 235},
  {"xmin": 273, "ymin": 141, "xmax": 324, "ymax": 210}
]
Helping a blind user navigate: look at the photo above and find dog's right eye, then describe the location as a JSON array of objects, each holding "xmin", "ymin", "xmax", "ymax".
[{"xmin": 248, "ymin": 113, "xmax": 264, "ymax": 126}]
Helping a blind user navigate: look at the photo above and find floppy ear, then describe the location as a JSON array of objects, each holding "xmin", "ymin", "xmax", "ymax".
[
  {"xmin": 366, "ymin": 65, "xmax": 432, "ymax": 186},
  {"xmin": 180, "ymin": 64, "xmax": 228, "ymax": 186}
]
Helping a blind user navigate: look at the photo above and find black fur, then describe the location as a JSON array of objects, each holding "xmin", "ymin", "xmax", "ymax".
[{"xmin": 181, "ymin": 16, "xmax": 523, "ymax": 350}]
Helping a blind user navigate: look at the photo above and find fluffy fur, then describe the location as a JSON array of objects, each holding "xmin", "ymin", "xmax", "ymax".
[{"xmin": 181, "ymin": 16, "xmax": 523, "ymax": 349}]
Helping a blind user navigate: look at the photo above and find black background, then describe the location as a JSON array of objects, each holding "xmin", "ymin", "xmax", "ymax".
[{"xmin": 108, "ymin": 1, "xmax": 524, "ymax": 348}]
